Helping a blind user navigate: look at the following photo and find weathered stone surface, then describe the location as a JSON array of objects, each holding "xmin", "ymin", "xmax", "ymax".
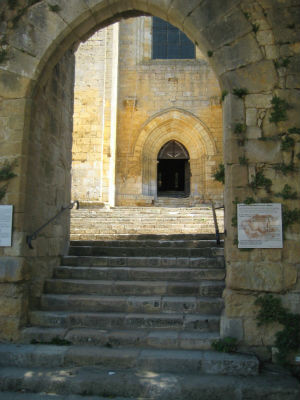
[
  {"xmin": 244, "ymin": 317, "xmax": 282, "ymax": 346},
  {"xmin": 245, "ymin": 140, "xmax": 281, "ymax": 163},
  {"xmin": 246, "ymin": 108, "xmax": 257, "ymax": 126},
  {"xmin": 223, "ymin": 289, "xmax": 258, "ymax": 318},
  {"xmin": 0, "ymin": 257, "xmax": 28, "ymax": 283},
  {"xmin": 223, "ymin": 60, "xmax": 277, "ymax": 92},
  {"xmin": 226, "ymin": 165, "xmax": 248, "ymax": 188},
  {"xmin": 214, "ymin": 34, "xmax": 262, "ymax": 75},
  {"xmin": 245, "ymin": 94, "xmax": 273, "ymax": 108},
  {"xmin": 0, "ymin": 317, "xmax": 21, "ymax": 341},
  {"xmin": 227, "ymin": 262, "xmax": 284, "ymax": 292},
  {"xmin": 0, "ymin": 71, "xmax": 32, "ymax": 99},
  {"xmin": 220, "ymin": 316, "xmax": 244, "ymax": 340}
]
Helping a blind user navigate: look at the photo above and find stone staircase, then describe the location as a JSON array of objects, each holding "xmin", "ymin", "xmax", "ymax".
[
  {"xmin": 0, "ymin": 209, "xmax": 299, "ymax": 399},
  {"xmin": 70, "ymin": 205, "xmax": 224, "ymax": 240}
]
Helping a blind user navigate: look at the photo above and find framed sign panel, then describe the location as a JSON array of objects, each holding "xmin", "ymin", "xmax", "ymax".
[
  {"xmin": 238, "ymin": 203, "xmax": 283, "ymax": 249},
  {"xmin": 0, "ymin": 205, "xmax": 13, "ymax": 247}
]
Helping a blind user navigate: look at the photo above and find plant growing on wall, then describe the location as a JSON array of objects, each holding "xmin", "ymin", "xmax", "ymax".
[
  {"xmin": 255, "ymin": 294, "xmax": 300, "ymax": 365},
  {"xmin": 269, "ymin": 96, "xmax": 291, "ymax": 124},
  {"xmin": 213, "ymin": 163, "xmax": 225, "ymax": 184},
  {"xmin": 0, "ymin": 159, "xmax": 17, "ymax": 202}
]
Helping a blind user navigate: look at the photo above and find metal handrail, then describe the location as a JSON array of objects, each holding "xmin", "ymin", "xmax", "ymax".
[
  {"xmin": 211, "ymin": 201, "xmax": 224, "ymax": 246},
  {"xmin": 26, "ymin": 200, "xmax": 79, "ymax": 249}
]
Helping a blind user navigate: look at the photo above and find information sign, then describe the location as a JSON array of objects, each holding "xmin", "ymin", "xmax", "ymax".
[
  {"xmin": 237, "ymin": 203, "xmax": 282, "ymax": 248},
  {"xmin": 0, "ymin": 205, "xmax": 13, "ymax": 247}
]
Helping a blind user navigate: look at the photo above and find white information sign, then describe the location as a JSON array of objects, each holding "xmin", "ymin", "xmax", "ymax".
[
  {"xmin": 0, "ymin": 205, "xmax": 13, "ymax": 247},
  {"xmin": 238, "ymin": 203, "xmax": 282, "ymax": 248}
]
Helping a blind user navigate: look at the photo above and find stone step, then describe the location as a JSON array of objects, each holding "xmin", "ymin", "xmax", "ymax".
[
  {"xmin": 68, "ymin": 246, "xmax": 222, "ymax": 258},
  {"xmin": 61, "ymin": 255, "xmax": 225, "ymax": 268},
  {"xmin": 71, "ymin": 233, "xmax": 223, "ymax": 241},
  {"xmin": 29, "ymin": 311, "xmax": 220, "ymax": 331},
  {"xmin": 0, "ymin": 394, "xmax": 132, "ymax": 400},
  {"xmin": 0, "ymin": 344, "xmax": 258, "ymax": 376},
  {"xmin": 22, "ymin": 327, "xmax": 220, "ymax": 350},
  {"xmin": 45, "ymin": 279, "xmax": 225, "ymax": 297},
  {"xmin": 70, "ymin": 239, "xmax": 223, "ymax": 248},
  {"xmin": 40, "ymin": 294, "xmax": 224, "ymax": 315},
  {"xmin": 1, "ymin": 366, "xmax": 298, "ymax": 400},
  {"xmin": 54, "ymin": 266, "xmax": 225, "ymax": 282}
]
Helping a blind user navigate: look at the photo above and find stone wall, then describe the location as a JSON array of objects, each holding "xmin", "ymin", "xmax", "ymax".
[
  {"xmin": 221, "ymin": 0, "xmax": 300, "ymax": 357},
  {"xmin": 72, "ymin": 30, "xmax": 106, "ymax": 203},
  {"xmin": 0, "ymin": 48, "xmax": 75, "ymax": 340},
  {"xmin": 116, "ymin": 17, "xmax": 223, "ymax": 205}
]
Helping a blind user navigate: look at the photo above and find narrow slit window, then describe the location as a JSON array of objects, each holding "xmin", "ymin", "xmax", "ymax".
[{"xmin": 152, "ymin": 17, "xmax": 195, "ymax": 60}]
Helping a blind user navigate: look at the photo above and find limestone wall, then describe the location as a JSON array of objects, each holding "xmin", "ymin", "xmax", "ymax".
[
  {"xmin": 0, "ymin": 49, "xmax": 75, "ymax": 340},
  {"xmin": 116, "ymin": 17, "xmax": 223, "ymax": 205},
  {"xmin": 72, "ymin": 31, "xmax": 106, "ymax": 203}
]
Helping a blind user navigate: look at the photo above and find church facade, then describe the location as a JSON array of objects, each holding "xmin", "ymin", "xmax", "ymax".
[{"xmin": 71, "ymin": 17, "xmax": 223, "ymax": 207}]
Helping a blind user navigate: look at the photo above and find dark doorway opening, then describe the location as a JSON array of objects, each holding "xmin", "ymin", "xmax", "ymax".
[{"xmin": 157, "ymin": 140, "xmax": 190, "ymax": 197}]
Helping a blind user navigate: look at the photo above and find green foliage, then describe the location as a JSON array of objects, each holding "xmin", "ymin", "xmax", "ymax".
[
  {"xmin": 243, "ymin": 11, "xmax": 250, "ymax": 20},
  {"xmin": 212, "ymin": 337, "xmax": 238, "ymax": 353},
  {"xmin": 243, "ymin": 197, "xmax": 256, "ymax": 204},
  {"xmin": 252, "ymin": 23, "xmax": 259, "ymax": 33},
  {"xmin": 287, "ymin": 23, "xmax": 295, "ymax": 29},
  {"xmin": 297, "ymin": 153, "xmax": 300, "ymax": 160},
  {"xmin": 281, "ymin": 135, "xmax": 295, "ymax": 151},
  {"xmin": 282, "ymin": 206, "xmax": 300, "ymax": 230},
  {"xmin": 274, "ymin": 57, "xmax": 291, "ymax": 69},
  {"xmin": 231, "ymin": 214, "xmax": 237, "ymax": 227},
  {"xmin": 255, "ymin": 294, "xmax": 300, "ymax": 365},
  {"xmin": 255, "ymin": 295, "xmax": 286, "ymax": 326},
  {"xmin": 11, "ymin": 7, "xmax": 26, "ymax": 27},
  {"xmin": 274, "ymin": 162, "xmax": 295, "ymax": 175},
  {"xmin": 234, "ymin": 123, "xmax": 246, "ymax": 134},
  {"xmin": 269, "ymin": 96, "xmax": 291, "ymax": 124},
  {"xmin": 48, "ymin": 4, "xmax": 61, "ymax": 12},
  {"xmin": 288, "ymin": 127, "xmax": 300, "ymax": 135},
  {"xmin": 0, "ymin": 184, "xmax": 8, "ymax": 202},
  {"xmin": 250, "ymin": 171, "xmax": 272, "ymax": 192},
  {"xmin": 207, "ymin": 50, "xmax": 213, "ymax": 57},
  {"xmin": 239, "ymin": 156, "xmax": 248, "ymax": 165},
  {"xmin": 213, "ymin": 163, "xmax": 225, "ymax": 184},
  {"xmin": 233, "ymin": 88, "xmax": 248, "ymax": 98},
  {"xmin": 0, "ymin": 160, "xmax": 17, "ymax": 202},
  {"xmin": 221, "ymin": 90, "xmax": 228, "ymax": 102},
  {"xmin": 275, "ymin": 184, "xmax": 297, "ymax": 200},
  {"xmin": 0, "ymin": 160, "xmax": 17, "ymax": 181},
  {"xmin": 0, "ymin": 49, "xmax": 8, "ymax": 63},
  {"xmin": 8, "ymin": 0, "xmax": 18, "ymax": 10}
]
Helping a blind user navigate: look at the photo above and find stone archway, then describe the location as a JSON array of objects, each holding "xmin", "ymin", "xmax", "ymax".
[
  {"xmin": 133, "ymin": 108, "xmax": 221, "ymax": 203},
  {"xmin": 0, "ymin": 0, "xmax": 299, "ymax": 349}
]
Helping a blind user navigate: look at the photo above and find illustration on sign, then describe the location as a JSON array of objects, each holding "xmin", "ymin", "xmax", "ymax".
[{"xmin": 238, "ymin": 203, "xmax": 282, "ymax": 248}]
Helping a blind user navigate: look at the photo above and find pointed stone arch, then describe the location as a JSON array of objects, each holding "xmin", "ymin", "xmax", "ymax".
[{"xmin": 132, "ymin": 109, "xmax": 221, "ymax": 201}]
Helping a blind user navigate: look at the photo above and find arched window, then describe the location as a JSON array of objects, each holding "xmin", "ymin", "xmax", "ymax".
[{"xmin": 152, "ymin": 17, "xmax": 195, "ymax": 60}]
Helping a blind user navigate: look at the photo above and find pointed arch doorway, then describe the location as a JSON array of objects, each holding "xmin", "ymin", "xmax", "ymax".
[{"xmin": 157, "ymin": 140, "xmax": 190, "ymax": 197}]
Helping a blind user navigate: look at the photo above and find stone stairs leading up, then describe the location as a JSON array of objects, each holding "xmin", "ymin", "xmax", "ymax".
[
  {"xmin": 1, "ymin": 216, "xmax": 299, "ymax": 398},
  {"xmin": 70, "ymin": 205, "xmax": 224, "ymax": 240}
]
